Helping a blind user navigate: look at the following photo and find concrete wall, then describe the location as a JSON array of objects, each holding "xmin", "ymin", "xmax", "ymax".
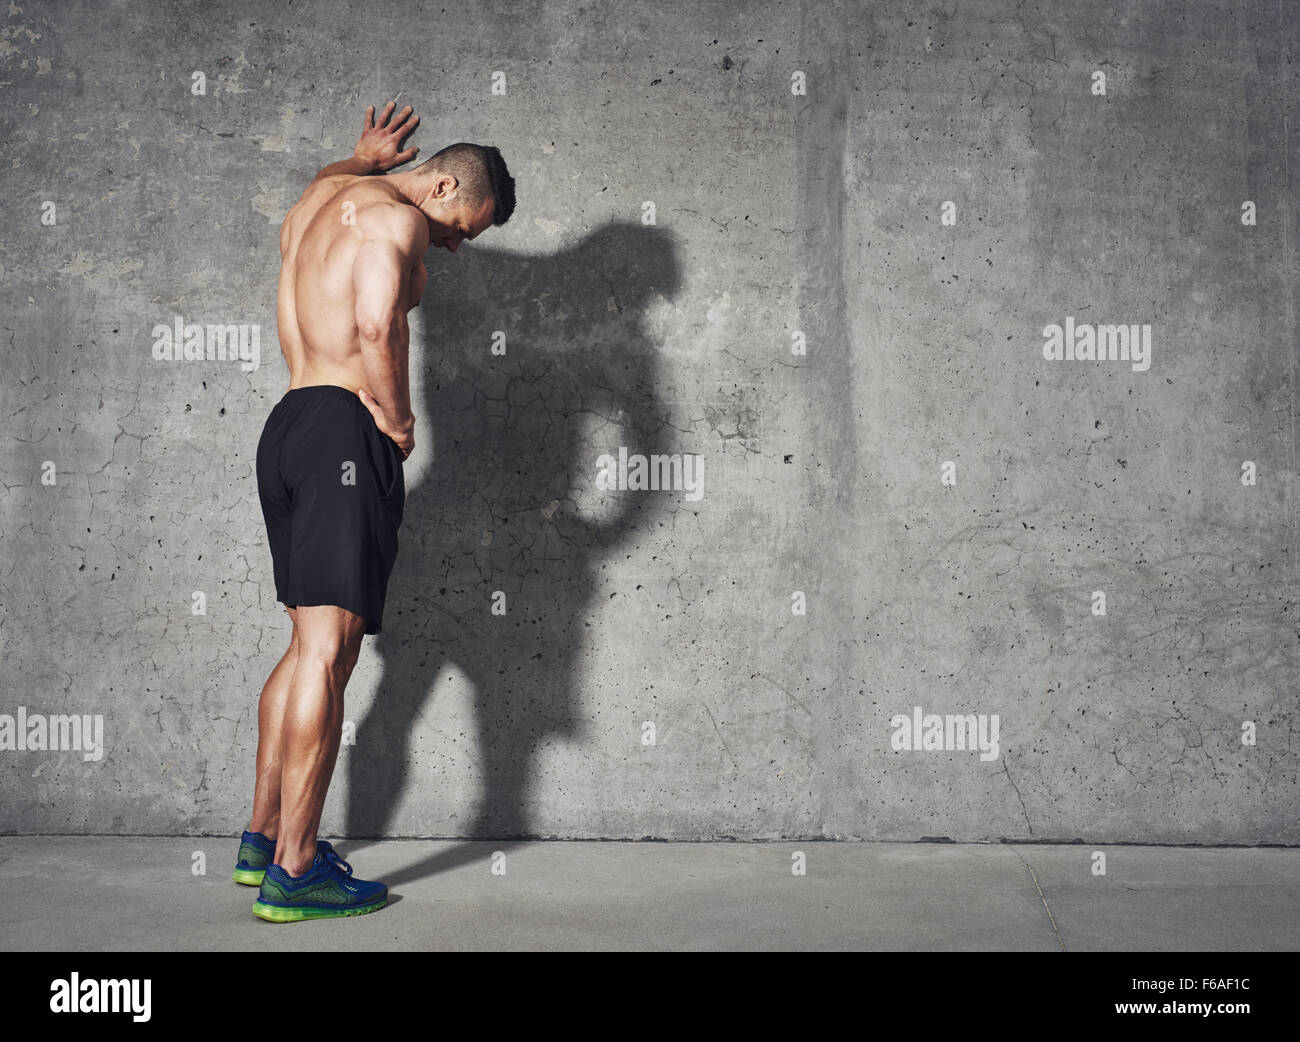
[{"xmin": 1, "ymin": 0, "xmax": 1295, "ymax": 842}]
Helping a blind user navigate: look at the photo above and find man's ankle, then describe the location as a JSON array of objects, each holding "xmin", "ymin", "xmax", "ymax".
[
  {"xmin": 275, "ymin": 842, "xmax": 318, "ymax": 877},
  {"xmin": 249, "ymin": 821, "xmax": 279, "ymax": 841}
]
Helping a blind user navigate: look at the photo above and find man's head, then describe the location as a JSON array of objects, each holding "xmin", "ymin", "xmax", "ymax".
[{"xmin": 407, "ymin": 142, "xmax": 515, "ymax": 252}]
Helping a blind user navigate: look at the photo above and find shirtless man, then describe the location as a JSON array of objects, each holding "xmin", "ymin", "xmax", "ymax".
[{"xmin": 233, "ymin": 102, "xmax": 516, "ymax": 922}]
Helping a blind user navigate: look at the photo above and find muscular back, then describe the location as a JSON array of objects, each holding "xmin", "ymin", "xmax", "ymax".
[{"xmin": 277, "ymin": 175, "xmax": 429, "ymax": 390}]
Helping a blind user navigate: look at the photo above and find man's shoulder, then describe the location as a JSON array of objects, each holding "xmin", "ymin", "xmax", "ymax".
[
  {"xmin": 356, "ymin": 197, "xmax": 427, "ymax": 236},
  {"xmin": 347, "ymin": 189, "xmax": 428, "ymax": 252}
]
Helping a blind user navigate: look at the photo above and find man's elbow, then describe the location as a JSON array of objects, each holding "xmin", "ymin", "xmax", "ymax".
[
  {"xmin": 356, "ymin": 319, "xmax": 387, "ymax": 345},
  {"xmin": 356, "ymin": 312, "xmax": 403, "ymax": 346}
]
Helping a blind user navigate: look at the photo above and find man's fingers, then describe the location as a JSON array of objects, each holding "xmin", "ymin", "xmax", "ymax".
[
  {"xmin": 393, "ymin": 112, "xmax": 419, "ymax": 138},
  {"xmin": 395, "ymin": 146, "xmax": 419, "ymax": 164},
  {"xmin": 357, "ymin": 388, "xmax": 381, "ymax": 418},
  {"xmin": 363, "ymin": 101, "xmax": 412, "ymax": 136},
  {"xmin": 386, "ymin": 106, "xmax": 414, "ymax": 134},
  {"xmin": 357, "ymin": 390, "xmax": 401, "ymax": 448}
]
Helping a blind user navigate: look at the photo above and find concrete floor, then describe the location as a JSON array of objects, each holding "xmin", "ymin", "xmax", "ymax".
[{"xmin": 1, "ymin": 838, "xmax": 1296, "ymax": 951}]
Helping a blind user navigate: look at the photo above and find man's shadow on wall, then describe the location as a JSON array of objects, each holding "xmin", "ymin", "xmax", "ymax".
[{"xmin": 343, "ymin": 221, "xmax": 680, "ymax": 884}]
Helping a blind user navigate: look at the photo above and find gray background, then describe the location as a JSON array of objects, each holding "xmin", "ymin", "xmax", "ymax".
[{"xmin": 1, "ymin": 0, "xmax": 1295, "ymax": 843}]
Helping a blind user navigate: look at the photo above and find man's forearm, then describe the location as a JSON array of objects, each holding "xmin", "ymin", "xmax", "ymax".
[
  {"xmin": 311, "ymin": 155, "xmax": 380, "ymax": 184},
  {"xmin": 359, "ymin": 325, "xmax": 414, "ymax": 431}
]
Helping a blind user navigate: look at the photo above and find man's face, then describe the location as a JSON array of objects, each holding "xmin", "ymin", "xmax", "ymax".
[{"xmin": 431, "ymin": 193, "xmax": 495, "ymax": 253}]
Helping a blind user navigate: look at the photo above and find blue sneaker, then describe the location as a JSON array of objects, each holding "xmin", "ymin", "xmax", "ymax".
[
  {"xmin": 233, "ymin": 830, "xmax": 277, "ymax": 886},
  {"xmin": 252, "ymin": 841, "xmax": 388, "ymax": 922}
]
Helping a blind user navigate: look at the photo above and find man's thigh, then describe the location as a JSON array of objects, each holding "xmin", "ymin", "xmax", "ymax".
[{"xmin": 293, "ymin": 603, "xmax": 367, "ymax": 659}]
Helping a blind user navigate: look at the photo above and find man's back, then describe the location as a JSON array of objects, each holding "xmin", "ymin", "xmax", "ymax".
[{"xmin": 277, "ymin": 176, "xmax": 429, "ymax": 392}]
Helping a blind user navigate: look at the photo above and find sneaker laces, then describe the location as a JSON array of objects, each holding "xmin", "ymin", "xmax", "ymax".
[{"xmin": 317, "ymin": 842, "xmax": 354, "ymax": 877}]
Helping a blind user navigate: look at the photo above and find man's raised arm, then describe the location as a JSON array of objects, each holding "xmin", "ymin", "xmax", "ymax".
[{"xmin": 280, "ymin": 102, "xmax": 421, "ymax": 259}]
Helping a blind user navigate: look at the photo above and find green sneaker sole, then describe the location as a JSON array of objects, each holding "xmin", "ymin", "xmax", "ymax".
[
  {"xmin": 233, "ymin": 867, "xmax": 265, "ymax": 886},
  {"xmin": 251, "ymin": 897, "xmax": 387, "ymax": 923}
]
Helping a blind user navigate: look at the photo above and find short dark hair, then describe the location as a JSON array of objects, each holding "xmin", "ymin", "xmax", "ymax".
[{"xmin": 415, "ymin": 142, "xmax": 515, "ymax": 225}]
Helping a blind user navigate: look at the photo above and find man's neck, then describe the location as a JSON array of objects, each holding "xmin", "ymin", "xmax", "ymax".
[{"xmin": 383, "ymin": 171, "xmax": 413, "ymax": 197}]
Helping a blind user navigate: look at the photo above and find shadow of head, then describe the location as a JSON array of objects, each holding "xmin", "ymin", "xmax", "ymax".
[
  {"xmin": 401, "ymin": 217, "xmax": 684, "ymax": 555},
  {"xmin": 418, "ymin": 220, "xmax": 681, "ymax": 375}
]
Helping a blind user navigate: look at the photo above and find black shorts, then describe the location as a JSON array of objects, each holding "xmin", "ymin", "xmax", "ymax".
[{"xmin": 256, "ymin": 385, "xmax": 406, "ymax": 635}]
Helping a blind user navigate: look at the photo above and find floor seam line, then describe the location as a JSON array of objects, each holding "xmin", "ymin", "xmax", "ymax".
[{"xmin": 1010, "ymin": 844, "xmax": 1067, "ymax": 952}]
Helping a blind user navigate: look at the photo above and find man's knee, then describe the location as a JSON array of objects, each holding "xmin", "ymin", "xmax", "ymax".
[{"xmin": 301, "ymin": 636, "xmax": 362, "ymax": 678}]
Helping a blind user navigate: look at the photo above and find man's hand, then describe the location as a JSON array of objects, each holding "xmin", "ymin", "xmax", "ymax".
[
  {"xmin": 306, "ymin": 102, "xmax": 422, "ymax": 184},
  {"xmin": 354, "ymin": 101, "xmax": 420, "ymax": 173},
  {"xmin": 357, "ymin": 387, "xmax": 415, "ymax": 460}
]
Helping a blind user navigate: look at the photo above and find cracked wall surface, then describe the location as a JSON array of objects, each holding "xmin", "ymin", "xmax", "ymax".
[{"xmin": 0, "ymin": 0, "xmax": 1296, "ymax": 841}]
